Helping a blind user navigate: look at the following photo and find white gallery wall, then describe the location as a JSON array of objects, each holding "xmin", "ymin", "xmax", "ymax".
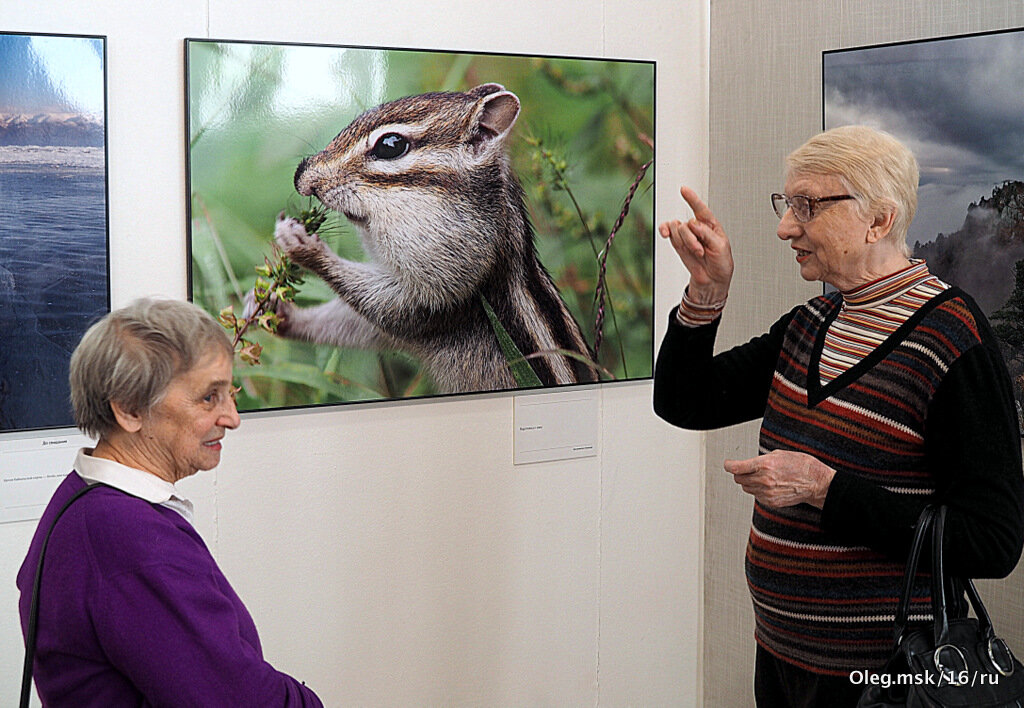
[{"xmin": 0, "ymin": 1, "xmax": 709, "ymax": 706}]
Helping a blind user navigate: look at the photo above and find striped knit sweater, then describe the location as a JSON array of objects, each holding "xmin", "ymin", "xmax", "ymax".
[
  {"xmin": 654, "ymin": 273, "xmax": 1024, "ymax": 676},
  {"xmin": 818, "ymin": 260, "xmax": 947, "ymax": 383}
]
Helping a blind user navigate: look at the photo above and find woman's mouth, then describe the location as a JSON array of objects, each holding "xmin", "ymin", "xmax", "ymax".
[{"xmin": 794, "ymin": 249, "xmax": 811, "ymax": 263}]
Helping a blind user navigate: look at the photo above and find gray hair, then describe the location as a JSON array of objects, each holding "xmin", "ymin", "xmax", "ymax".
[
  {"xmin": 70, "ymin": 298, "xmax": 233, "ymax": 439},
  {"xmin": 786, "ymin": 125, "xmax": 919, "ymax": 257}
]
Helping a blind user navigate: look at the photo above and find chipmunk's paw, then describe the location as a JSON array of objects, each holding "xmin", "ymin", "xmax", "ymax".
[
  {"xmin": 274, "ymin": 214, "xmax": 329, "ymax": 268},
  {"xmin": 241, "ymin": 289, "xmax": 260, "ymax": 321},
  {"xmin": 242, "ymin": 286, "xmax": 294, "ymax": 334}
]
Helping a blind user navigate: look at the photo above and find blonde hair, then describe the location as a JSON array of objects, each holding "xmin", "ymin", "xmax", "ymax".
[
  {"xmin": 70, "ymin": 298, "xmax": 232, "ymax": 438},
  {"xmin": 786, "ymin": 125, "xmax": 918, "ymax": 257}
]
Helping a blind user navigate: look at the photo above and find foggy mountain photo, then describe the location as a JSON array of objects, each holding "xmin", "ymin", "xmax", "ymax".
[
  {"xmin": 824, "ymin": 29, "xmax": 1024, "ymax": 394},
  {"xmin": 913, "ymin": 180, "xmax": 1024, "ymax": 314}
]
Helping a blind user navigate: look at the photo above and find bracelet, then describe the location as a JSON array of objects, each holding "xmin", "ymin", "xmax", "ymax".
[{"xmin": 676, "ymin": 286, "xmax": 727, "ymax": 327}]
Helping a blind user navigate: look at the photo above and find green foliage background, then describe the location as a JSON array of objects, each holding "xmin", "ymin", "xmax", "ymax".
[{"xmin": 188, "ymin": 41, "xmax": 655, "ymax": 410}]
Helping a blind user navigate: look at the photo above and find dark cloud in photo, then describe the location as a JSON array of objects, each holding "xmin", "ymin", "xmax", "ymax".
[{"xmin": 825, "ymin": 29, "xmax": 1024, "ymax": 245}]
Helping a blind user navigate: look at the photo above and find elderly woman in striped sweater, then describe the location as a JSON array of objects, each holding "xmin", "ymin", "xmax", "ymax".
[{"xmin": 654, "ymin": 125, "xmax": 1024, "ymax": 708}]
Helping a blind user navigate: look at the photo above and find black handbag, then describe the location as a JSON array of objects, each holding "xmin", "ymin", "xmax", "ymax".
[{"xmin": 858, "ymin": 505, "xmax": 1024, "ymax": 707}]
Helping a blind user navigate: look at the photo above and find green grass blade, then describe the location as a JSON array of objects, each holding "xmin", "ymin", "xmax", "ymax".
[{"xmin": 480, "ymin": 296, "xmax": 543, "ymax": 388}]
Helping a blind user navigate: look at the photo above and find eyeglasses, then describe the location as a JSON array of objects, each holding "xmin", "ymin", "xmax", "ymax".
[{"xmin": 771, "ymin": 193, "xmax": 856, "ymax": 222}]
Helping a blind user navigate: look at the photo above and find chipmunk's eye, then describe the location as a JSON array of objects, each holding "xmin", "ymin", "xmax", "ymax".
[{"xmin": 370, "ymin": 133, "xmax": 410, "ymax": 160}]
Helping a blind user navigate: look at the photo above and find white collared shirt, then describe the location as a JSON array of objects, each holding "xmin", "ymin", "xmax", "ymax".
[{"xmin": 74, "ymin": 448, "xmax": 196, "ymax": 524}]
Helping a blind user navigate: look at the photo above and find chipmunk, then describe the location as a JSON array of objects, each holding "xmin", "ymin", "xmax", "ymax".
[{"xmin": 261, "ymin": 83, "xmax": 598, "ymax": 393}]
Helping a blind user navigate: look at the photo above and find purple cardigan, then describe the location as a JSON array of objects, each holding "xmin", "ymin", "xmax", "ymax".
[{"xmin": 17, "ymin": 472, "xmax": 323, "ymax": 707}]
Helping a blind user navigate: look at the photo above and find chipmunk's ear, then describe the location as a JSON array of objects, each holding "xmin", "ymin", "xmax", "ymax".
[
  {"xmin": 470, "ymin": 90, "xmax": 520, "ymax": 156},
  {"xmin": 468, "ymin": 82, "xmax": 506, "ymax": 98}
]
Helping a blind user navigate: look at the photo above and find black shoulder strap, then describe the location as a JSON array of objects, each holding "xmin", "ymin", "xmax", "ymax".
[{"xmin": 20, "ymin": 481, "xmax": 113, "ymax": 708}]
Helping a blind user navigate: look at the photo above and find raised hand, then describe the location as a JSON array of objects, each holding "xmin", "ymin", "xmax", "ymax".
[{"xmin": 658, "ymin": 186, "xmax": 734, "ymax": 304}]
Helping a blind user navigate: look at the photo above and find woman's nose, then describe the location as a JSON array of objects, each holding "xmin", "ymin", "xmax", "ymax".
[
  {"xmin": 220, "ymin": 398, "xmax": 241, "ymax": 429},
  {"xmin": 777, "ymin": 210, "xmax": 800, "ymax": 241}
]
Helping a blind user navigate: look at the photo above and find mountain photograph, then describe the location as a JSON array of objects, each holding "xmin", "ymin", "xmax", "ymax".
[{"xmin": 825, "ymin": 28, "xmax": 1024, "ymax": 406}]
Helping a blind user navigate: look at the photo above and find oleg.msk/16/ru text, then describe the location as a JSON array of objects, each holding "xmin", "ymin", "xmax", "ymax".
[{"xmin": 849, "ymin": 669, "xmax": 1001, "ymax": 688}]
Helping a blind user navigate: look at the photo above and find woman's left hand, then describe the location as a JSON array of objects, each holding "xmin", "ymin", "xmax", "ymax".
[{"xmin": 724, "ymin": 450, "xmax": 836, "ymax": 509}]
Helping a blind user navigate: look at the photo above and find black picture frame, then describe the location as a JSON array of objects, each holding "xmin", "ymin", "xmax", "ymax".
[{"xmin": 186, "ymin": 38, "xmax": 656, "ymax": 414}]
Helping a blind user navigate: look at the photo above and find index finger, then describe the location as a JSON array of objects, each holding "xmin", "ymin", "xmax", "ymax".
[{"xmin": 679, "ymin": 186, "xmax": 717, "ymax": 225}]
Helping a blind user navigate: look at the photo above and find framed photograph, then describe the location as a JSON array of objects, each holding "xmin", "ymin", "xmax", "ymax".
[
  {"xmin": 0, "ymin": 32, "xmax": 109, "ymax": 432},
  {"xmin": 186, "ymin": 39, "xmax": 655, "ymax": 413},
  {"xmin": 824, "ymin": 28, "xmax": 1024, "ymax": 404}
]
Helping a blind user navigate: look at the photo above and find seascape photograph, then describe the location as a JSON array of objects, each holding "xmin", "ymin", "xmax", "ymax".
[
  {"xmin": 0, "ymin": 32, "xmax": 109, "ymax": 431},
  {"xmin": 824, "ymin": 28, "xmax": 1024, "ymax": 403}
]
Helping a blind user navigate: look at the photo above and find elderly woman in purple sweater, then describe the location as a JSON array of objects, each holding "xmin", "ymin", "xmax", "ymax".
[{"xmin": 18, "ymin": 298, "xmax": 323, "ymax": 706}]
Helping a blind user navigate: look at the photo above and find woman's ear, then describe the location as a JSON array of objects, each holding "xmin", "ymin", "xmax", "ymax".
[
  {"xmin": 109, "ymin": 400, "xmax": 144, "ymax": 433},
  {"xmin": 867, "ymin": 210, "xmax": 896, "ymax": 243}
]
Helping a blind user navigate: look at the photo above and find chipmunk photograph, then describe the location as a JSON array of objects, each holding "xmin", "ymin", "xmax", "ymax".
[{"xmin": 186, "ymin": 39, "xmax": 654, "ymax": 412}]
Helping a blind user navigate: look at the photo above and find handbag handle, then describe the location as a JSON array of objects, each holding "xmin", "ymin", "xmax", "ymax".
[
  {"xmin": 963, "ymin": 577, "xmax": 996, "ymax": 639},
  {"xmin": 930, "ymin": 505, "xmax": 951, "ymax": 646},
  {"xmin": 928, "ymin": 506, "xmax": 1003, "ymax": 644},
  {"xmin": 895, "ymin": 506, "xmax": 1005, "ymax": 658},
  {"xmin": 892, "ymin": 504, "xmax": 937, "ymax": 644},
  {"xmin": 891, "ymin": 504, "xmax": 1019, "ymax": 679},
  {"xmin": 20, "ymin": 482, "xmax": 111, "ymax": 708},
  {"xmin": 892, "ymin": 505, "xmax": 965, "ymax": 647}
]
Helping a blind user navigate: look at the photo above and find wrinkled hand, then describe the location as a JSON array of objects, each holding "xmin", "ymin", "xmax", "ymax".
[
  {"xmin": 658, "ymin": 186, "xmax": 734, "ymax": 304},
  {"xmin": 724, "ymin": 450, "xmax": 836, "ymax": 509}
]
